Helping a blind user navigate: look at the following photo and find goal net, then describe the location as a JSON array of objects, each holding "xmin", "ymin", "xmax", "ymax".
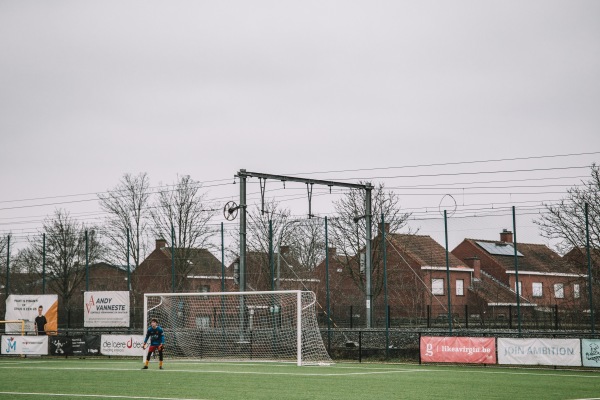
[{"xmin": 143, "ymin": 290, "xmax": 332, "ymax": 366}]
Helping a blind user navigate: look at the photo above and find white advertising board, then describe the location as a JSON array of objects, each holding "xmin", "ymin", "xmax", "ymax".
[
  {"xmin": 1, "ymin": 335, "xmax": 48, "ymax": 355},
  {"xmin": 100, "ymin": 335, "xmax": 145, "ymax": 356},
  {"xmin": 84, "ymin": 291, "xmax": 130, "ymax": 327},
  {"xmin": 498, "ymin": 338, "xmax": 581, "ymax": 366}
]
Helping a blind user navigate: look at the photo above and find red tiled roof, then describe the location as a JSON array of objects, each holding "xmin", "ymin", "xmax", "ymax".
[
  {"xmin": 466, "ymin": 239, "xmax": 585, "ymax": 275},
  {"xmin": 387, "ymin": 233, "xmax": 465, "ymax": 268}
]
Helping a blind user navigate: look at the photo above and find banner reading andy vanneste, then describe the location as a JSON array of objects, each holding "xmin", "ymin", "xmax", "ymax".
[
  {"xmin": 5, "ymin": 294, "xmax": 58, "ymax": 334},
  {"xmin": 84, "ymin": 291, "xmax": 130, "ymax": 327}
]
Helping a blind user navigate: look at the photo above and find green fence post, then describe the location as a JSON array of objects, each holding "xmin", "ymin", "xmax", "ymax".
[
  {"xmin": 221, "ymin": 222, "xmax": 225, "ymax": 292},
  {"xmin": 512, "ymin": 206, "xmax": 522, "ymax": 336},
  {"xmin": 382, "ymin": 213, "xmax": 389, "ymax": 356},
  {"xmin": 325, "ymin": 216, "xmax": 331, "ymax": 352},
  {"xmin": 85, "ymin": 230, "xmax": 89, "ymax": 291},
  {"xmin": 585, "ymin": 203, "xmax": 595, "ymax": 333},
  {"xmin": 444, "ymin": 210, "xmax": 452, "ymax": 334},
  {"xmin": 42, "ymin": 233, "xmax": 46, "ymax": 294},
  {"xmin": 5, "ymin": 235, "xmax": 10, "ymax": 297},
  {"xmin": 269, "ymin": 220, "xmax": 274, "ymax": 291},
  {"xmin": 171, "ymin": 226, "xmax": 175, "ymax": 293}
]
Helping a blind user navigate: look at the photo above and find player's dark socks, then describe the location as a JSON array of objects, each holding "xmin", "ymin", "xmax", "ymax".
[
  {"xmin": 142, "ymin": 366, "xmax": 148, "ymax": 369},
  {"xmin": 159, "ymin": 366, "xmax": 163, "ymax": 369}
]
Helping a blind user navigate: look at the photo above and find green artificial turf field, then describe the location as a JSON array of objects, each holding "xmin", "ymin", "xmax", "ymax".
[{"xmin": 0, "ymin": 358, "xmax": 598, "ymax": 400}]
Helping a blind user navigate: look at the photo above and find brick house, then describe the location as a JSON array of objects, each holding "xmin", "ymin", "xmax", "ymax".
[
  {"xmin": 132, "ymin": 239, "xmax": 230, "ymax": 295},
  {"xmin": 452, "ymin": 230, "xmax": 588, "ymax": 313},
  {"xmin": 461, "ymin": 256, "xmax": 534, "ymax": 325},
  {"xmin": 83, "ymin": 262, "xmax": 130, "ymax": 292},
  {"xmin": 229, "ymin": 246, "xmax": 319, "ymax": 293},
  {"xmin": 314, "ymin": 226, "xmax": 475, "ymax": 327},
  {"xmin": 563, "ymin": 247, "xmax": 599, "ymax": 307}
]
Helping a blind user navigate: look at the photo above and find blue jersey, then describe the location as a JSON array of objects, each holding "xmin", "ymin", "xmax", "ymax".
[{"xmin": 144, "ymin": 325, "xmax": 165, "ymax": 346}]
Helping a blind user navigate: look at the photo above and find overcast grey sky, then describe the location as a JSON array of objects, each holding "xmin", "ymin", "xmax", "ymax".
[{"xmin": 1, "ymin": 1, "xmax": 599, "ymax": 247}]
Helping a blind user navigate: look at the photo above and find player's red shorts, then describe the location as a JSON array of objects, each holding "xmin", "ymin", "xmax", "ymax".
[{"xmin": 147, "ymin": 345, "xmax": 162, "ymax": 353}]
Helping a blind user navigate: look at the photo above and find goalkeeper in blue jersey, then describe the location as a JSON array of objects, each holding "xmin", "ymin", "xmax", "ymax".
[{"xmin": 142, "ymin": 318, "xmax": 165, "ymax": 370}]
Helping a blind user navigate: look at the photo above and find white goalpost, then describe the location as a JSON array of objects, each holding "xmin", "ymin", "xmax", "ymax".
[{"xmin": 143, "ymin": 290, "xmax": 332, "ymax": 366}]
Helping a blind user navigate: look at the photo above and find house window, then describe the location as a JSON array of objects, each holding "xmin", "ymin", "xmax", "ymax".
[
  {"xmin": 532, "ymin": 282, "xmax": 543, "ymax": 297},
  {"xmin": 515, "ymin": 281, "xmax": 522, "ymax": 295},
  {"xmin": 199, "ymin": 285, "xmax": 210, "ymax": 293},
  {"xmin": 195, "ymin": 316, "xmax": 210, "ymax": 328},
  {"xmin": 360, "ymin": 253, "xmax": 366, "ymax": 274},
  {"xmin": 432, "ymin": 278, "xmax": 444, "ymax": 295},
  {"xmin": 554, "ymin": 283, "xmax": 564, "ymax": 299},
  {"xmin": 574, "ymin": 284, "xmax": 580, "ymax": 299},
  {"xmin": 456, "ymin": 279, "xmax": 464, "ymax": 296}
]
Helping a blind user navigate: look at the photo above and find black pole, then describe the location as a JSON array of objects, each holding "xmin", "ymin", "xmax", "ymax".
[{"xmin": 427, "ymin": 305, "xmax": 430, "ymax": 328}]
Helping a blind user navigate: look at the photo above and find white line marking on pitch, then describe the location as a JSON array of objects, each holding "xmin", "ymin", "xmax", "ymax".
[
  {"xmin": 0, "ymin": 392, "xmax": 206, "ymax": 400},
  {"xmin": 0, "ymin": 365, "xmax": 420, "ymax": 376}
]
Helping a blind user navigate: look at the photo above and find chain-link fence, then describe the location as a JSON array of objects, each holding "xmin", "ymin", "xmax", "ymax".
[{"xmin": 0, "ymin": 204, "xmax": 598, "ymax": 337}]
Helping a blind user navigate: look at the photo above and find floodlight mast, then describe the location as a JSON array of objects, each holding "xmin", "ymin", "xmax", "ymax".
[{"xmin": 236, "ymin": 169, "xmax": 374, "ymax": 328}]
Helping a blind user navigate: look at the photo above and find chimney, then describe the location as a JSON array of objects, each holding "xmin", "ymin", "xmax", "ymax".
[
  {"xmin": 327, "ymin": 247, "xmax": 337, "ymax": 258},
  {"xmin": 156, "ymin": 238, "xmax": 167, "ymax": 250},
  {"xmin": 500, "ymin": 229, "xmax": 513, "ymax": 243},
  {"xmin": 378, "ymin": 222, "xmax": 390, "ymax": 235},
  {"xmin": 464, "ymin": 256, "xmax": 481, "ymax": 280}
]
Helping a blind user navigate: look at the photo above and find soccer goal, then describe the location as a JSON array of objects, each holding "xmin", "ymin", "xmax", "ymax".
[
  {"xmin": 0, "ymin": 320, "xmax": 26, "ymax": 335},
  {"xmin": 143, "ymin": 290, "xmax": 332, "ymax": 366}
]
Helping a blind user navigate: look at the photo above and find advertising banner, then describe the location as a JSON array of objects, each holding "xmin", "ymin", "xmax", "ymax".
[
  {"xmin": 498, "ymin": 338, "xmax": 581, "ymax": 366},
  {"xmin": 1, "ymin": 335, "xmax": 48, "ymax": 355},
  {"xmin": 5, "ymin": 294, "xmax": 58, "ymax": 334},
  {"xmin": 101, "ymin": 334, "xmax": 145, "ymax": 356},
  {"xmin": 420, "ymin": 336, "xmax": 496, "ymax": 364},
  {"xmin": 84, "ymin": 291, "xmax": 130, "ymax": 327},
  {"xmin": 49, "ymin": 335, "xmax": 101, "ymax": 356},
  {"xmin": 582, "ymin": 339, "xmax": 600, "ymax": 367}
]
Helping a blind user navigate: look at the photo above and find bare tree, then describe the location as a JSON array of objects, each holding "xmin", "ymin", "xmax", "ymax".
[
  {"xmin": 288, "ymin": 218, "xmax": 326, "ymax": 271},
  {"xmin": 150, "ymin": 175, "xmax": 217, "ymax": 291},
  {"xmin": 329, "ymin": 182, "xmax": 412, "ymax": 301},
  {"xmin": 0, "ymin": 235, "xmax": 9, "ymax": 296},
  {"xmin": 535, "ymin": 164, "xmax": 600, "ymax": 257},
  {"xmin": 25, "ymin": 209, "xmax": 102, "ymax": 311},
  {"xmin": 231, "ymin": 200, "xmax": 291, "ymax": 290},
  {"xmin": 98, "ymin": 172, "xmax": 151, "ymax": 268}
]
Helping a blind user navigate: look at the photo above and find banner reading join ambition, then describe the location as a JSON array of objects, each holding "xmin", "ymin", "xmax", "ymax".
[
  {"xmin": 84, "ymin": 291, "xmax": 130, "ymax": 327},
  {"xmin": 498, "ymin": 338, "xmax": 581, "ymax": 366},
  {"xmin": 421, "ymin": 337, "xmax": 496, "ymax": 364}
]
